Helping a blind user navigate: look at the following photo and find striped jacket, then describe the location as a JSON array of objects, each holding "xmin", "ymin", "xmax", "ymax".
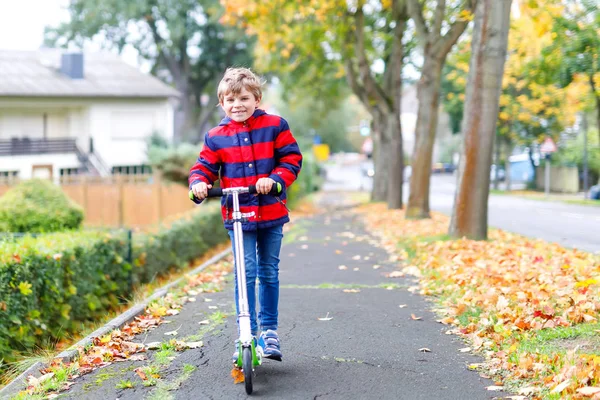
[{"xmin": 188, "ymin": 109, "xmax": 302, "ymax": 230}]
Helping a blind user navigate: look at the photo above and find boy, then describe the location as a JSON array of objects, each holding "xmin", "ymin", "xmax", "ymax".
[{"xmin": 188, "ymin": 68, "xmax": 302, "ymax": 361}]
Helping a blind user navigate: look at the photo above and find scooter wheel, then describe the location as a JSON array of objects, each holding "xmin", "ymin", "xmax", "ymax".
[{"xmin": 243, "ymin": 347, "xmax": 253, "ymax": 395}]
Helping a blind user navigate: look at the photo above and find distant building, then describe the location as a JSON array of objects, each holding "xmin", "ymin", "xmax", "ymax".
[{"xmin": 0, "ymin": 49, "xmax": 179, "ymax": 183}]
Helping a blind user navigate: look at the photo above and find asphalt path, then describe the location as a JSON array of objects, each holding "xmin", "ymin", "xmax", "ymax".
[{"xmin": 60, "ymin": 207, "xmax": 506, "ymax": 400}]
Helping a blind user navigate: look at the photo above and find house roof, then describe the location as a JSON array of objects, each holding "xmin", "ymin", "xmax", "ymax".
[{"xmin": 0, "ymin": 49, "xmax": 180, "ymax": 99}]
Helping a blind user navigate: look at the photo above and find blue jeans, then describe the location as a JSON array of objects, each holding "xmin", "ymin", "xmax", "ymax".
[{"xmin": 228, "ymin": 225, "xmax": 283, "ymax": 336}]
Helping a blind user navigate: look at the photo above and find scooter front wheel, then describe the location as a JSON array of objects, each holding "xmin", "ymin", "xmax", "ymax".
[{"xmin": 243, "ymin": 347, "xmax": 253, "ymax": 395}]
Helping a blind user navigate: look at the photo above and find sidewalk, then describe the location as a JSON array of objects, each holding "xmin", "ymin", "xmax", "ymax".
[{"xmin": 30, "ymin": 198, "xmax": 508, "ymax": 399}]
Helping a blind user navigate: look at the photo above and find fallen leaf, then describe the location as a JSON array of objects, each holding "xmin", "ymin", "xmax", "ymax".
[
  {"xmin": 301, "ymin": 244, "xmax": 309, "ymax": 250},
  {"xmin": 335, "ymin": 250, "xmax": 342, "ymax": 254},
  {"xmin": 398, "ymin": 304, "xmax": 407, "ymax": 308},
  {"xmin": 418, "ymin": 348, "xmax": 431, "ymax": 352},
  {"xmin": 135, "ymin": 368, "xmax": 148, "ymax": 380},
  {"xmin": 343, "ymin": 289, "xmax": 361, "ymax": 293},
  {"xmin": 318, "ymin": 312, "xmax": 333, "ymax": 321},
  {"xmin": 577, "ymin": 387, "xmax": 600, "ymax": 396},
  {"xmin": 353, "ymin": 268, "xmax": 359, "ymax": 271},
  {"xmin": 166, "ymin": 309, "xmax": 180, "ymax": 316},
  {"xmin": 208, "ymin": 306, "xmax": 218, "ymax": 309},
  {"xmin": 352, "ymin": 255, "xmax": 361, "ymax": 260},
  {"xmin": 459, "ymin": 347, "xmax": 471, "ymax": 353},
  {"xmin": 551, "ymin": 380, "xmax": 571, "ymax": 394},
  {"xmin": 204, "ymin": 298, "xmax": 213, "ymax": 302},
  {"xmin": 231, "ymin": 367, "xmax": 244, "ymax": 384},
  {"xmin": 372, "ymin": 265, "xmax": 381, "ymax": 270},
  {"xmin": 411, "ymin": 314, "xmax": 422, "ymax": 321},
  {"xmin": 338, "ymin": 265, "xmax": 348, "ymax": 270},
  {"xmin": 185, "ymin": 341, "xmax": 203, "ymax": 349},
  {"xmin": 145, "ymin": 341, "xmax": 162, "ymax": 350},
  {"xmin": 387, "ymin": 271, "xmax": 404, "ymax": 278},
  {"xmin": 486, "ymin": 386, "xmax": 504, "ymax": 391},
  {"xmin": 164, "ymin": 330, "xmax": 178, "ymax": 336},
  {"xmin": 198, "ymin": 320, "xmax": 210, "ymax": 325}
]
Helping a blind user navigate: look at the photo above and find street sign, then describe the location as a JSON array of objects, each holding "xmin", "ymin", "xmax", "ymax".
[{"xmin": 540, "ymin": 137, "xmax": 558, "ymax": 153}]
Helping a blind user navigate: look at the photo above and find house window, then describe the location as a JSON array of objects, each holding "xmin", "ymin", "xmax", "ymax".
[
  {"xmin": 60, "ymin": 168, "xmax": 81, "ymax": 176},
  {"xmin": 0, "ymin": 170, "xmax": 19, "ymax": 185},
  {"xmin": 0, "ymin": 170, "xmax": 19, "ymax": 178},
  {"xmin": 111, "ymin": 165, "xmax": 153, "ymax": 175}
]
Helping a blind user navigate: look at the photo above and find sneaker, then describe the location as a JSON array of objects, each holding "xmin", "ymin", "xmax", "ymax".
[{"xmin": 258, "ymin": 330, "xmax": 282, "ymax": 361}]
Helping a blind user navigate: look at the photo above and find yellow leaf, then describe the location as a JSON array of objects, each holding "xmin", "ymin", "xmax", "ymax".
[{"xmin": 18, "ymin": 281, "xmax": 32, "ymax": 296}]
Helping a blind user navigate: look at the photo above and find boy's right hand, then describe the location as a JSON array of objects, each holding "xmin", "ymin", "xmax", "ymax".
[{"xmin": 191, "ymin": 182, "xmax": 212, "ymax": 200}]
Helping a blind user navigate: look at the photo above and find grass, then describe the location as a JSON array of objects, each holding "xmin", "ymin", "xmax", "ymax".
[
  {"xmin": 146, "ymin": 364, "xmax": 197, "ymax": 400},
  {"xmin": 116, "ymin": 379, "xmax": 135, "ymax": 389}
]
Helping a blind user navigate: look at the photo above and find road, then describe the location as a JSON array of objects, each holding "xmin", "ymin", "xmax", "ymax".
[{"xmin": 323, "ymin": 159, "xmax": 599, "ymax": 253}]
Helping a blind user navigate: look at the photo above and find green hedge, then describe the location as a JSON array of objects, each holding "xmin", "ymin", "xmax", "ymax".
[
  {"xmin": 0, "ymin": 179, "xmax": 84, "ymax": 233},
  {"xmin": 0, "ymin": 203, "xmax": 227, "ymax": 364}
]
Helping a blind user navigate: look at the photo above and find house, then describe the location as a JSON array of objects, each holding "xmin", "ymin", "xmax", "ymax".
[{"xmin": 0, "ymin": 49, "xmax": 179, "ymax": 182}]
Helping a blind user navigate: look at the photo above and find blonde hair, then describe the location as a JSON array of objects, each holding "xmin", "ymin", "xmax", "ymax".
[{"xmin": 217, "ymin": 67, "xmax": 263, "ymax": 103}]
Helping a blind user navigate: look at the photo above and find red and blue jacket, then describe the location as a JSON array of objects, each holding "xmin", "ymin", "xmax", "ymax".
[{"xmin": 188, "ymin": 109, "xmax": 302, "ymax": 230}]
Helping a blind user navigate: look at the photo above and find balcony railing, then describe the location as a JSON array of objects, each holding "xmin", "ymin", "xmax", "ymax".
[{"xmin": 0, "ymin": 138, "xmax": 78, "ymax": 156}]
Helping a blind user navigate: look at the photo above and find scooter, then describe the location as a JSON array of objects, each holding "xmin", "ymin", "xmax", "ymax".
[{"xmin": 189, "ymin": 183, "xmax": 282, "ymax": 395}]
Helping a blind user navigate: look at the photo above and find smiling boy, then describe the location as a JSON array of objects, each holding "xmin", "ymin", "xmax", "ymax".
[{"xmin": 189, "ymin": 68, "xmax": 302, "ymax": 361}]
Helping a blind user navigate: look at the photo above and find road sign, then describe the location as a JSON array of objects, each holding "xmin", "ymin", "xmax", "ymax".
[{"xmin": 540, "ymin": 137, "xmax": 557, "ymax": 153}]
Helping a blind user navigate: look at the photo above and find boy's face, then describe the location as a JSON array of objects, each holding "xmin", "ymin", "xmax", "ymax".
[{"xmin": 220, "ymin": 88, "xmax": 260, "ymax": 123}]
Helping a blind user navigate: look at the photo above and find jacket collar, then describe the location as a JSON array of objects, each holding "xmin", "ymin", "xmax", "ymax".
[{"xmin": 219, "ymin": 109, "xmax": 266, "ymax": 127}]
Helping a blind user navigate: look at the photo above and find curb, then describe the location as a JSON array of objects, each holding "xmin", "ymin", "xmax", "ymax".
[{"xmin": 0, "ymin": 248, "xmax": 232, "ymax": 399}]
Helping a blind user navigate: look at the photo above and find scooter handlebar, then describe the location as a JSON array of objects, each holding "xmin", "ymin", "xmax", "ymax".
[{"xmin": 189, "ymin": 182, "xmax": 282, "ymax": 201}]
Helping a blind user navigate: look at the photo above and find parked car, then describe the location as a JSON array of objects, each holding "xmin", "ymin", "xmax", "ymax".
[{"xmin": 590, "ymin": 185, "xmax": 600, "ymax": 200}]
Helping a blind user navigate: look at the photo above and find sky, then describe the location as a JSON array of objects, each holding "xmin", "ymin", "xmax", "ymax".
[{"xmin": 0, "ymin": 0, "xmax": 144, "ymax": 70}]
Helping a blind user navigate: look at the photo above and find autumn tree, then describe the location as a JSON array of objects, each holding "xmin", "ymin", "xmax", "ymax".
[
  {"xmin": 443, "ymin": 1, "xmax": 586, "ymax": 183},
  {"xmin": 45, "ymin": 0, "xmax": 253, "ymax": 142},
  {"xmin": 222, "ymin": 0, "xmax": 409, "ymax": 209},
  {"xmin": 537, "ymin": 0, "xmax": 600, "ymax": 143},
  {"xmin": 449, "ymin": 0, "xmax": 512, "ymax": 240},
  {"xmin": 405, "ymin": 0, "xmax": 477, "ymax": 219}
]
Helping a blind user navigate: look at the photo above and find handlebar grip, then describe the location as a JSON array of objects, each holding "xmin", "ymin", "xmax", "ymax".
[
  {"xmin": 207, "ymin": 187, "xmax": 223, "ymax": 198},
  {"xmin": 246, "ymin": 183, "xmax": 282, "ymax": 196}
]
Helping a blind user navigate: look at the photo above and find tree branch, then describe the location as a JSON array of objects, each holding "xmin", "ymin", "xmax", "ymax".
[
  {"xmin": 431, "ymin": 0, "xmax": 478, "ymax": 57},
  {"xmin": 355, "ymin": 6, "xmax": 393, "ymax": 113},
  {"xmin": 145, "ymin": 15, "xmax": 182, "ymax": 81},
  {"xmin": 432, "ymin": 0, "xmax": 446, "ymax": 39},
  {"xmin": 406, "ymin": 0, "xmax": 429, "ymax": 43},
  {"xmin": 384, "ymin": 0, "xmax": 408, "ymax": 109}
]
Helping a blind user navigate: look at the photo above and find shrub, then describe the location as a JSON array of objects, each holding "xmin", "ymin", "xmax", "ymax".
[
  {"xmin": 0, "ymin": 203, "xmax": 227, "ymax": 364},
  {"xmin": 0, "ymin": 179, "xmax": 84, "ymax": 233}
]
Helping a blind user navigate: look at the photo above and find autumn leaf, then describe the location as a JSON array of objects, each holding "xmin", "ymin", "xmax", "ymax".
[
  {"xmin": 18, "ymin": 281, "xmax": 33, "ymax": 296},
  {"xmin": 231, "ymin": 367, "xmax": 244, "ymax": 384},
  {"xmin": 411, "ymin": 314, "xmax": 422, "ymax": 321}
]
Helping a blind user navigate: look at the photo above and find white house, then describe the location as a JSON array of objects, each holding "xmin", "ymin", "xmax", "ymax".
[{"xmin": 0, "ymin": 49, "xmax": 179, "ymax": 182}]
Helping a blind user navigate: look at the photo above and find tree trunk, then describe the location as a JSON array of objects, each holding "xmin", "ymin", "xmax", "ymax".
[
  {"xmin": 406, "ymin": 56, "xmax": 443, "ymax": 219},
  {"xmin": 371, "ymin": 114, "xmax": 388, "ymax": 202},
  {"xmin": 172, "ymin": 77, "xmax": 195, "ymax": 143},
  {"xmin": 449, "ymin": 0, "xmax": 512, "ymax": 240},
  {"xmin": 385, "ymin": 111, "xmax": 404, "ymax": 209}
]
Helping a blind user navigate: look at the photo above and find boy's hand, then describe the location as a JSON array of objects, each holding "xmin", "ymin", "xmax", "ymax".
[
  {"xmin": 191, "ymin": 182, "xmax": 212, "ymax": 200},
  {"xmin": 255, "ymin": 178, "xmax": 276, "ymax": 195}
]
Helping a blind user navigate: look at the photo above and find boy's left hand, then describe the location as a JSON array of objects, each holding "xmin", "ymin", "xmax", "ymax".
[{"xmin": 255, "ymin": 178, "xmax": 276, "ymax": 194}]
